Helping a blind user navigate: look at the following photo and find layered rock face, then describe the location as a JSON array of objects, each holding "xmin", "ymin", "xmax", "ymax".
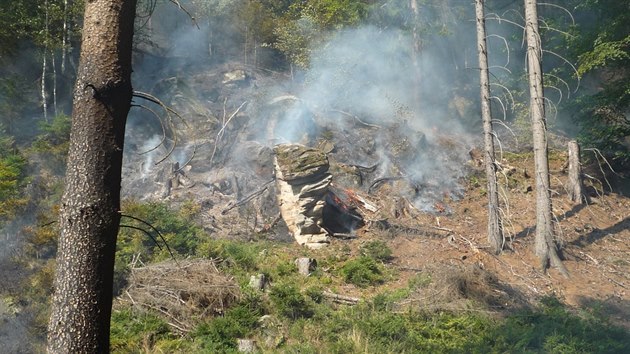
[{"xmin": 274, "ymin": 144, "xmax": 332, "ymax": 248}]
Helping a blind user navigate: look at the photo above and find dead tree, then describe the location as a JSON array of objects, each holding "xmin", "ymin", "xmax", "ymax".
[
  {"xmin": 524, "ymin": 0, "xmax": 568, "ymax": 277},
  {"xmin": 567, "ymin": 140, "xmax": 584, "ymax": 203},
  {"xmin": 475, "ymin": 0, "xmax": 503, "ymax": 254},
  {"xmin": 410, "ymin": 0, "xmax": 422, "ymax": 112}
]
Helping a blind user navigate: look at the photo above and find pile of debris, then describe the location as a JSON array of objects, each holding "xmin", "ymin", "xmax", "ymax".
[{"xmin": 119, "ymin": 259, "xmax": 240, "ymax": 333}]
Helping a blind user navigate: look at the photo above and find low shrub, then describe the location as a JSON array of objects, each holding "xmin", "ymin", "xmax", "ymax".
[{"xmin": 340, "ymin": 256, "xmax": 385, "ymax": 287}]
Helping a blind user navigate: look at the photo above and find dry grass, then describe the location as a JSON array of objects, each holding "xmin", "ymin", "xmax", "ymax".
[{"xmin": 400, "ymin": 264, "xmax": 528, "ymax": 313}]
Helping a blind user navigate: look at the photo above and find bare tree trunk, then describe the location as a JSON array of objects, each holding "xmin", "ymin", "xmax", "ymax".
[
  {"xmin": 41, "ymin": 0, "xmax": 49, "ymax": 122},
  {"xmin": 567, "ymin": 140, "xmax": 584, "ymax": 203},
  {"xmin": 524, "ymin": 0, "xmax": 568, "ymax": 277},
  {"xmin": 47, "ymin": 0, "xmax": 137, "ymax": 352},
  {"xmin": 41, "ymin": 52, "xmax": 48, "ymax": 122},
  {"xmin": 52, "ymin": 52, "xmax": 58, "ymax": 116},
  {"xmin": 475, "ymin": 0, "xmax": 503, "ymax": 254},
  {"xmin": 61, "ymin": 0, "xmax": 68, "ymax": 73},
  {"xmin": 410, "ymin": 0, "xmax": 422, "ymax": 112}
]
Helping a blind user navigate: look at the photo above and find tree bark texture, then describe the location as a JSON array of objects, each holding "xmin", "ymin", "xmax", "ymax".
[
  {"xmin": 524, "ymin": 0, "xmax": 568, "ymax": 277},
  {"xmin": 47, "ymin": 0, "xmax": 137, "ymax": 352},
  {"xmin": 475, "ymin": 0, "xmax": 503, "ymax": 254},
  {"xmin": 567, "ymin": 140, "xmax": 584, "ymax": 203}
]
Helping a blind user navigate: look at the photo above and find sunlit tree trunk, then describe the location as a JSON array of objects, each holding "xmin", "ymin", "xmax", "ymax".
[
  {"xmin": 524, "ymin": 0, "xmax": 568, "ymax": 277},
  {"xmin": 47, "ymin": 0, "xmax": 137, "ymax": 351},
  {"xmin": 475, "ymin": 0, "xmax": 503, "ymax": 254},
  {"xmin": 567, "ymin": 140, "xmax": 584, "ymax": 204}
]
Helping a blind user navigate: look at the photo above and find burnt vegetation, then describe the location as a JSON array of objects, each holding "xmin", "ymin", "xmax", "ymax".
[{"xmin": 0, "ymin": 0, "xmax": 629, "ymax": 352}]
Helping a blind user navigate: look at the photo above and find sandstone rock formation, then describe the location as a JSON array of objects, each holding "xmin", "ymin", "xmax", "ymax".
[{"xmin": 274, "ymin": 144, "xmax": 332, "ymax": 248}]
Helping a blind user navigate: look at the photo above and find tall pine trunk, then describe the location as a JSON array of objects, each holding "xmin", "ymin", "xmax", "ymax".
[
  {"xmin": 47, "ymin": 0, "xmax": 138, "ymax": 352},
  {"xmin": 524, "ymin": 0, "xmax": 568, "ymax": 277},
  {"xmin": 410, "ymin": 0, "xmax": 422, "ymax": 112},
  {"xmin": 475, "ymin": 0, "xmax": 503, "ymax": 254}
]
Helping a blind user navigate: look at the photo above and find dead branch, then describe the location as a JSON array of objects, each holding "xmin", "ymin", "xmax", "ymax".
[
  {"xmin": 210, "ymin": 100, "xmax": 248, "ymax": 166},
  {"xmin": 120, "ymin": 213, "xmax": 178, "ymax": 263},
  {"xmin": 132, "ymin": 91, "xmax": 195, "ymax": 167},
  {"xmin": 541, "ymin": 50, "xmax": 580, "ymax": 91},
  {"xmin": 119, "ymin": 224, "xmax": 163, "ymax": 252},
  {"xmin": 168, "ymin": 0, "xmax": 199, "ymax": 29},
  {"xmin": 538, "ymin": 18, "xmax": 575, "ymax": 38},
  {"xmin": 328, "ymin": 109, "xmax": 382, "ymax": 129},
  {"xmin": 490, "ymin": 96, "xmax": 507, "ymax": 121},
  {"xmin": 537, "ymin": 2, "xmax": 575, "ymax": 25},
  {"xmin": 485, "ymin": 13, "xmax": 525, "ymax": 30},
  {"xmin": 489, "ymin": 82, "xmax": 515, "ymax": 111},
  {"xmin": 222, "ymin": 178, "xmax": 275, "ymax": 215},
  {"xmin": 131, "ymin": 104, "xmax": 168, "ymax": 154},
  {"xmin": 486, "ymin": 34, "xmax": 511, "ymax": 68},
  {"xmin": 258, "ymin": 213, "xmax": 282, "ymax": 233},
  {"xmin": 543, "ymin": 73, "xmax": 571, "ymax": 99}
]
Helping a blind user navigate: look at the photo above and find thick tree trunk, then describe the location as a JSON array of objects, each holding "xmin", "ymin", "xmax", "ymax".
[
  {"xmin": 47, "ymin": 0, "xmax": 137, "ymax": 352},
  {"xmin": 475, "ymin": 0, "xmax": 503, "ymax": 254},
  {"xmin": 524, "ymin": 0, "xmax": 568, "ymax": 277},
  {"xmin": 567, "ymin": 140, "xmax": 584, "ymax": 203}
]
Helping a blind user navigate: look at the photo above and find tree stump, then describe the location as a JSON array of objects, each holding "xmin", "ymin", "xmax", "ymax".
[
  {"xmin": 567, "ymin": 140, "xmax": 584, "ymax": 204},
  {"xmin": 248, "ymin": 274, "xmax": 267, "ymax": 291},
  {"xmin": 295, "ymin": 257, "xmax": 317, "ymax": 276},
  {"xmin": 237, "ymin": 339, "xmax": 255, "ymax": 353}
]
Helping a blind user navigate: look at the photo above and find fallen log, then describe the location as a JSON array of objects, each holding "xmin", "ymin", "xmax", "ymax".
[{"xmin": 322, "ymin": 291, "xmax": 360, "ymax": 305}]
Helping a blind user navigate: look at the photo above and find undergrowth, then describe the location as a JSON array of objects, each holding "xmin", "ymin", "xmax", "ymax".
[{"xmin": 102, "ymin": 201, "xmax": 630, "ymax": 353}]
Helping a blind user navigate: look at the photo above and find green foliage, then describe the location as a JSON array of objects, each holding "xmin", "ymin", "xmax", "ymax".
[
  {"xmin": 359, "ymin": 240, "xmax": 393, "ymax": 262},
  {"xmin": 193, "ymin": 303, "xmax": 262, "ymax": 352},
  {"xmin": 0, "ymin": 131, "xmax": 28, "ymax": 223},
  {"xmin": 0, "ymin": 75, "xmax": 35, "ymax": 133},
  {"xmin": 491, "ymin": 296, "xmax": 630, "ymax": 353},
  {"xmin": 552, "ymin": 0, "xmax": 630, "ymax": 169},
  {"xmin": 339, "ymin": 256, "xmax": 385, "ymax": 287},
  {"xmin": 269, "ymin": 283, "xmax": 314, "ymax": 320},
  {"xmin": 110, "ymin": 308, "xmax": 176, "ymax": 353},
  {"xmin": 200, "ymin": 239, "xmax": 262, "ymax": 271},
  {"xmin": 30, "ymin": 114, "xmax": 71, "ymax": 172},
  {"xmin": 578, "ymin": 35, "xmax": 630, "ymax": 76},
  {"xmin": 117, "ymin": 200, "xmax": 205, "ymax": 264}
]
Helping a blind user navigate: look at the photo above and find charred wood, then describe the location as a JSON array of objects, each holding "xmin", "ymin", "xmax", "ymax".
[{"xmin": 368, "ymin": 176, "xmax": 405, "ymax": 194}]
